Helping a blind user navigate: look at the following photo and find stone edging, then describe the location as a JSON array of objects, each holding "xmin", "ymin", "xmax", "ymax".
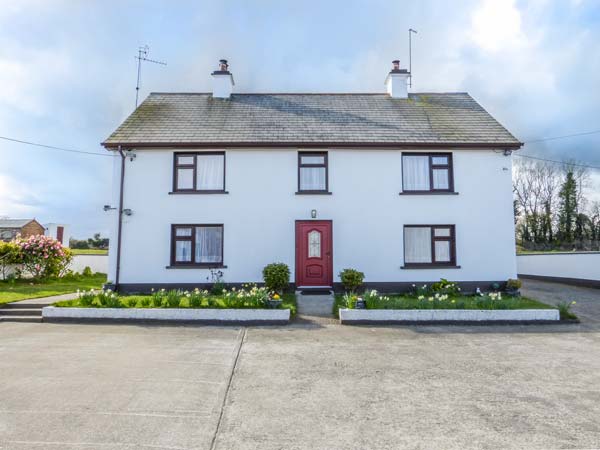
[
  {"xmin": 338, "ymin": 308, "xmax": 559, "ymax": 324},
  {"xmin": 42, "ymin": 306, "xmax": 290, "ymax": 324}
]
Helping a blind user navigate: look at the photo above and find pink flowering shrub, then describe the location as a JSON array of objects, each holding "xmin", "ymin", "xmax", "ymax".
[{"xmin": 14, "ymin": 234, "xmax": 73, "ymax": 279}]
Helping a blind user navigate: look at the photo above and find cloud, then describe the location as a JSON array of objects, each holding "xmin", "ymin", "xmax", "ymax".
[
  {"xmin": 470, "ymin": 0, "xmax": 525, "ymax": 52},
  {"xmin": 0, "ymin": 173, "xmax": 43, "ymax": 218}
]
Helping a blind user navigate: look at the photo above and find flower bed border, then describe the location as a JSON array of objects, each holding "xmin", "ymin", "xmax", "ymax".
[
  {"xmin": 338, "ymin": 308, "xmax": 560, "ymax": 324},
  {"xmin": 42, "ymin": 306, "xmax": 290, "ymax": 324}
]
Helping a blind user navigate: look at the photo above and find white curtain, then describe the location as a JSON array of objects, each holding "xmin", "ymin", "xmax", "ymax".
[
  {"xmin": 434, "ymin": 241, "xmax": 451, "ymax": 262},
  {"xmin": 195, "ymin": 227, "xmax": 222, "ymax": 263},
  {"xmin": 197, "ymin": 155, "xmax": 224, "ymax": 190},
  {"xmin": 177, "ymin": 168, "xmax": 194, "ymax": 190},
  {"xmin": 405, "ymin": 227, "xmax": 432, "ymax": 263},
  {"xmin": 432, "ymin": 169, "xmax": 449, "ymax": 190},
  {"xmin": 402, "ymin": 156, "xmax": 430, "ymax": 191},
  {"xmin": 175, "ymin": 241, "xmax": 192, "ymax": 262},
  {"xmin": 300, "ymin": 167, "xmax": 326, "ymax": 191}
]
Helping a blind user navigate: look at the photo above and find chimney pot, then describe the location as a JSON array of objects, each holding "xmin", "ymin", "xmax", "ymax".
[
  {"xmin": 392, "ymin": 60, "xmax": 400, "ymax": 71},
  {"xmin": 219, "ymin": 59, "xmax": 229, "ymax": 72}
]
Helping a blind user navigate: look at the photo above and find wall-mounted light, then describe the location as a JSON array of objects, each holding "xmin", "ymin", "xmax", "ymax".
[
  {"xmin": 125, "ymin": 151, "xmax": 137, "ymax": 161},
  {"xmin": 103, "ymin": 205, "xmax": 116, "ymax": 212},
  {"xmin": 503, "ymin": 149, "xmax": 513, "ymax": 156},
  {"xmin": 311, "ymin": 209, "xmax": 317, "ymax": 219},
  {"xmin": 122, "ymin": 209, "xmax": 133, "ymax": 216}
]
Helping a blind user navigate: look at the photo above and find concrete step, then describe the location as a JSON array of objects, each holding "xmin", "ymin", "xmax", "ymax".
[
  {"xmin": 296, "ymin": 292, "xmax": 335, "ymax": 318},
  {"xmin": 0, "ymin": 308, "xmax": 42, "ymax": 316},
  {"xmin": 1, "ymin": 302, "xmax": 48, "ymax": 309},
  {"xmin": 0, "ymin": 315, "xmax": 43, "ymax": 323}
]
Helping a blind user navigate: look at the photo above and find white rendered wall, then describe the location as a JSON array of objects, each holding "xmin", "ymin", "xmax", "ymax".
[
  {"xmin": 112, "ymin": 148, "xmax": 517, "ymax": 285},
  {"xmin": 70, "ymin": 254, "xmax": 109, "ymax": 274},
  {"xmin": 517, "ymin": 253, "xmax": 600, "ymax": 282},
  {"xmin": 44, "ymin": 223, "xmax": 71, "ymax": 247}
]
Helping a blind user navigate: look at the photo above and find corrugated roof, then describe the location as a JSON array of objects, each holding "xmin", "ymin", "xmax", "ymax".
[
  {"xmin": 103, "ymin": 93, "xmax": 521, "ymax": 148},
  {"xmin": 0, "ymin": 219, "xmax": 35, "ymax": 228}
]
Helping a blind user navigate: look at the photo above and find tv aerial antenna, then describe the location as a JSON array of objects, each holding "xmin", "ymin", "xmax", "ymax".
[
  {"xmin": 408, "ymin": 28, "xmax": 417, "ymax": 88},
  {"xmin": 135, "ymin": 45, "xmax": 167, "ymax": 108}
]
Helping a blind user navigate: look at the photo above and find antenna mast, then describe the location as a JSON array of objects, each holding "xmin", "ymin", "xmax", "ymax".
[
  {"xmin": 135, "ymin": 45, "xmax": 167, "ymax": 109},
  {"xmin": 408, "ymin": 28, "xmax": 418, "ymax": 88}
]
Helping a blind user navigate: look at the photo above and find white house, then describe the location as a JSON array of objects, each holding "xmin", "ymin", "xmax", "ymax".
[
  {"xmin": 44, "ymin": 223, "xmax": 70, "ymax": 247},
  {"xmin": 102, "ymin": 59, "xmax": 522, "ymax": 293}
]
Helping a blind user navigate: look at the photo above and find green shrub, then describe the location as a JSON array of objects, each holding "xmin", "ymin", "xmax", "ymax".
[
  {"xmin": 166, "ymin": 290, "xmax": 180, "ymax": 307},
  {"xmin": 189, "ymin": 289, "xmax": 204, "ymax": 308},
  {"xmin": 262, "ymin": 263, "xmax": 290, "ymax": 294},
  {"xmin": 126, "ymin": 298, "xmax": 138, "ymax": 308},
  {"xmin": 0, "ymin": 241, "xmax": 23, "ymax": 280},
  {"xmin": 14, "ymin": 235, "xmax": 72, "ymax": 278},
  {"xmin": 82, "ymin": 266, "xmax": 93, "ymax": 277},
  {"xmin": 151, "ymin": 289, "xmax": 165, "ymax": 308},
  {"xmin": 77, "ymin": 289, "xmax": 96, "ymax": 307},
  {"xmin": 339, "ymin": 268, "xmax": 364, "ymax": 293},
  {"xmin": 211, "ymin": 281, "xmax": 225, "ymax": 296},
  {"xmin": 557, "ymin": 300, "xmax": 577, "ymax": 320},
  {"xmin": 140, "ymin": 297, "xmax": 151, "ymax": 308},
  {"xmin": 431, "ymin": 279, "xmax": 461, "ymax": 297},
  {"xmin": 506, "ymin": 278, "xmax": 522, "ymax": 290}
]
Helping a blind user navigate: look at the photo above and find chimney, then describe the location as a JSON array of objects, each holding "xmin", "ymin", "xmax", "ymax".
[
  {"xmin": 211, "ymin": 59, "xmax": 234, "ymax": 99},
  {"xmin": 384, "ymin": 60, "xmax": 409, "ymax": 99}
]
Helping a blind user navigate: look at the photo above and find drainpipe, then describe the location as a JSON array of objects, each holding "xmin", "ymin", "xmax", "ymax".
[{"xmin": 115, "ymin": 146, "xmax": 126, "ymax": 289}]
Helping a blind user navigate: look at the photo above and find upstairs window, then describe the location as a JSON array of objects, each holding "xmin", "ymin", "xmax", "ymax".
[
  {"xmin": 404, "ymin": 225, "xmax": 456, "ymax": 267},
  {"xmin": 402, "ymin": 153, "xmax": 453, "ymax": 193},
  {"xmin": 173, "ymin": 152, "xmax": 225, "ymax": 193},
  {"xmin": 171, "ymin": 225, "xmax": 224, "ymax": 267},
  {"xmin": 298, "ymin": 152, "xmax": 329, "ymax": 193}
]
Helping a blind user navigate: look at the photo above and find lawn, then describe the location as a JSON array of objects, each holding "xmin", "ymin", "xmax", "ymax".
[
  {"xmin": 54, "ymin": 291, "xmax": 298, "ymax": 315},
  {"xmin": 334, "ymin": 293, "xmax": 554, "ymax": 317},
  {"xmin": 70, "ymin": 249, "xmax": 108, "ymax": 255},
  {"xmin": 0, "ymin": 273, "xmax": 107, "ymax": 304}
]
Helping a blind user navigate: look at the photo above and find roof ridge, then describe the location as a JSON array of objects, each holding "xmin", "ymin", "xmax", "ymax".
[{"xmin": 148, "ymin": 92, "xmax": 472, "ymax": 96}]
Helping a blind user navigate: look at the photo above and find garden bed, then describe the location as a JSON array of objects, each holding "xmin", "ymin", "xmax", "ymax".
[{"xmin": 46, "ymin": 286, "xmax": 296, "ymax": 324}]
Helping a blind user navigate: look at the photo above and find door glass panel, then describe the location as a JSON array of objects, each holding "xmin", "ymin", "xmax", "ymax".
[{"xmin": 308, "ymin": 230, "xmax": 321, "ymax": 258}]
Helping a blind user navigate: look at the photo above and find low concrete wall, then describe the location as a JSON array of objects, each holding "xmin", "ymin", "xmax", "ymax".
[
  {"xmin": 339, "ymin": 308, "xmax": 559, "ymax": 324},
  {"xmin": 70, "ymin": 254, "xmax": 108, "ymax": 274},
  {"xmin": 517, "ymin": 252, "xmax": 600, "ymax": 288},
  {"xmin": 43, "ymin": 306, "xmax": 290, "ymax": 324}
]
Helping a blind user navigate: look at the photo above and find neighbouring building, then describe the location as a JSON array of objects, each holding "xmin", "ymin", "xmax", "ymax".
[
  {"xmin": 44, "ymin": 223, "xmax": 70, "ymax": 247},
  {"xmin": 0, "ymin": 218, "xmax": 45, "ymax": 242},
  {"xmin": 102, "ymin": 59, "xmax": 522, "ymax": 292}
]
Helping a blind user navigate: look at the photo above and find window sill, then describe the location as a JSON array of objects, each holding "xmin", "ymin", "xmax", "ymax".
[
  {"xmin": 398, "ymin": 191, "xmax": 459, "ymax": 196},
  {"xmin": 295, "ymin": 191, "xmax": 333, "ymax": 195},
  {"xmin": 401, "ymin": 265, "xmax": 461, "ymax": 270},
  {"xmin": 169, "ymin": 191, "xmax": 229, "ymax": 195},
  {"xmin": 166, "ymin": 265, "xmax": 228, "ymax": 269}
]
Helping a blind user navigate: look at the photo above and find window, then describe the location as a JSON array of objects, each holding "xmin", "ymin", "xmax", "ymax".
[
  {"xmin": 403, "ymin": 225, "xmax": 456, "ymax": 267},
  {"xmin": 173, "ymin": 152, "xmax": 225, "ymax": 193},
  {"xmin": 298, "ymin": 152, "xmax": 329, "ymax": 193},
  {"xmin": 171, "ymin": 225, "xmax": 224, "ymax": 266},
  {"xmin": 402, "ymin": 153, "xmax": 453, "ymax": 192}
]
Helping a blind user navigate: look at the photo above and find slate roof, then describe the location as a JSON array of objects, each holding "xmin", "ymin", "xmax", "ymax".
[
  {"xmin": 0, "ymin": 219, "xmax": 35, "ymax": 228},
  {"xmin": 103, "ymin": 93, "xmax": 521, "ymax": 148}
]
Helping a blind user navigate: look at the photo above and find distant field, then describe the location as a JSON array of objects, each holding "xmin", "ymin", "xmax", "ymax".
[{"xmin": 71, "ymin": 249, "xmax": 108, "ymax": 255}]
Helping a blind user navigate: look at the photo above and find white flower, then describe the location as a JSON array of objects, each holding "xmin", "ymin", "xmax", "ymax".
[{"xmin": 418, "ymin": 295, "xmax": 424, "ymax": 300}]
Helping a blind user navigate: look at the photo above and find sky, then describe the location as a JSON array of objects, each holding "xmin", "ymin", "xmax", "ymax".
[{"xmin": 1, "ymin": 0, "xmax": 599, "ymax": 238}]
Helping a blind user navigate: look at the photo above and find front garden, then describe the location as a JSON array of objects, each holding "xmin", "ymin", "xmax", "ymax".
[
  {"xmin": 0, "ymin": 235, "xmax": 106, "ymax": 304},
  {"xmin": 335, "ymin": 270, "xmax": 577, "ymax": 321}
]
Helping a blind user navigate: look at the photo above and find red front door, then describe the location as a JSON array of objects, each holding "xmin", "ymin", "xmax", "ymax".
[
  {"xmin": 295, "ymin": 221, "xmax": 333, "ymax": 287},
  {"xmin": 56, "ymin": 226, "xmax": 64, "ymax": 244}
]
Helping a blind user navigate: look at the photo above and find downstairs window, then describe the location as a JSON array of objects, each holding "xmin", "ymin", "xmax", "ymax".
[
  {"xmin": 171, "ymin": 224, "xmax": 224, "ymax": 266},
  {"xmin": 403, "ymin": 225, "xmax": 456, "ymax": 267}
]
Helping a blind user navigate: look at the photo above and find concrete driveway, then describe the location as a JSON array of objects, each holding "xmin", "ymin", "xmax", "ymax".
[{"xmin": 1, "ymin": 279, "xmax": 600, "ymax": 450}]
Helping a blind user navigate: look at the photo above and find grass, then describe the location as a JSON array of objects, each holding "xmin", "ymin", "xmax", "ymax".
[
  {"xmin": 0, "ymin": 273, "xmax": 107, "ymax": 305},
  {"xmin": 70, "ymin": 249, "xmax": 108, "ymax": 255},
  {"xmin": 334, "ymin": 293, "xmax": 555, "ymax": 318},
  {"xmin": 54, "ymin": 292, "xmax": 298, "ymax": 315}
]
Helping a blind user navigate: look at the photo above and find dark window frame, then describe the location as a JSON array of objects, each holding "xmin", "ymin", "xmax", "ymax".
[
  {"xmin": 401, "ymin": 152, "xmax": 454, "ymax": 193},
  {"xmin": 170, "ymin": 224, "xmax": 225, "ymax": 268},
  {"xmin": 403, "ymin": 224, "xmax": 457, "ymax": 268},
  {"xmin": 172, "ymin": 152, "xmax": 227, "ymax": 194},
  {"xmin": 297, "ymin": 151, "xmax": 330, "ymax": 194}
]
